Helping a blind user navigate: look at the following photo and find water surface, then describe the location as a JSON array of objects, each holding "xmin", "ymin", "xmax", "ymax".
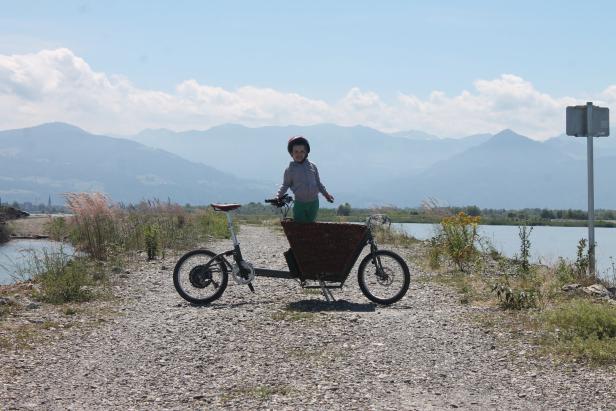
[
  {"xmin": 395, "ymin": 223, "xmax": 616, "ymax": 279},
  {"xmin": 0, "ymin": 239, "xmax": 76, "ymax": 285}
]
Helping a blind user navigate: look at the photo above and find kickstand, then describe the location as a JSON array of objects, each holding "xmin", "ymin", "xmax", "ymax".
[{"xmin": 319, "ymin": 280, "xmax": 336, "ymax": 302}]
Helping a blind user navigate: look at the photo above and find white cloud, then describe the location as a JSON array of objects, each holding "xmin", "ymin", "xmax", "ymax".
[{"xmin": 0, "ymin": 48, "xmax": 612, "ymax": 140}]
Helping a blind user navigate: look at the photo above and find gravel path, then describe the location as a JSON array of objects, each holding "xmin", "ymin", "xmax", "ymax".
[{"xmin": 1, "ymin": 225, "xmax": 615, "ymax": 410}]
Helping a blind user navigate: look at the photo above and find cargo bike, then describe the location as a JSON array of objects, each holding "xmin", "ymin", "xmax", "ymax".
[{"xmin": 173, "ymin": 195, "xmax": 410, "ymax": 305}]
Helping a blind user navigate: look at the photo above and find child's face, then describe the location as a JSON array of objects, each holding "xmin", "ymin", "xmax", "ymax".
[{"xmin": 291, "ymin": 145, "xmax": 307, "ymax": 162}]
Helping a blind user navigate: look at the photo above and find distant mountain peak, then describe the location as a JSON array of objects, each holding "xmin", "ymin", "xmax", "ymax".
[
  {"xmin": 29, "ymin": 122, "xmax": 88, "ymax": 134},
  {"xmin": 493, "ymin": 128, "xmax": 522, "ymax": 138},
  {"xmin": 484, "ymin": 129, "xmax": 535, "ymax": 148}
]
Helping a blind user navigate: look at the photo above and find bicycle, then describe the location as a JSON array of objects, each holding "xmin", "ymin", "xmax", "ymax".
[{"xmin": 173, "ymin": 194, "xmax": 410, "ymax": 305}]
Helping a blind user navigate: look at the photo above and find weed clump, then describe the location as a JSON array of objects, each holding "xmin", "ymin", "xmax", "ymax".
[
  {"xmin": 430, "ymin": 212, "xmax": 480, "ymax": 272},
  {"xmin": 492, "ymin": 283, "xmax": 539, "ymax": 310},
  {"xmin": 143, "ymin": 223, "xmax": 160, "ymax": 260},
  {"xmin": 18, "ymin": 248, "xmax": 100, "ymax": 304},
  {"xmin": 541, "ymin": 299, "xmax": 616, "ymax": 364}
]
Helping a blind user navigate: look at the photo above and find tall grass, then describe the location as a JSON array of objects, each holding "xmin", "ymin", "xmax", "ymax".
[
  {"xmin": 65, "ymin": 193, "xmax": 230, "ymax": 260},
  {"xmin": 65, "ymin": 193, "xmax": 115, "ymax": 260}
]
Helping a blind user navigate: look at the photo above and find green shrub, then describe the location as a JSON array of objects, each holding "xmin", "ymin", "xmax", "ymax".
[
  {"xmin": 20, "ymin": 248, "xmax": 99, "ymax": 304},
  {"xmin": 552, "ymin": 239, "xmax": 595, "ymax": 287},
  {"xmin": 36, "ymin": 259, "xmax": 96, "ymax": 304},
  {"xmin": 439, "ymin": 212, "xmax": 480, "ymax": 272},
  {"xmin": 428, "ymin": 235, "xmax": 441, "ymax": 269},
  {"xmin": 143, "ymin": 223, "xmax": 160, "ymax": 260},
  {"xmin": 46, "ymin": 217, "xmax": 68, "ymax": 241},
  {"xmin": 541, "ymin": 299, "xmax": 616, "ymax": 364},
  {"xmin": 492, "ymin": 282, "xmax": 539, "ymax": 310},
  {"xmin": 555, "ymin": 257, "xmax": 575, "ymax": 285},
  {"xmin": 517, "ymin": 225, "xmax": 533, "ymax": 274},
  {"xmin": 574, "ymin": 238, "xmax": 590, "ymax": 277}
]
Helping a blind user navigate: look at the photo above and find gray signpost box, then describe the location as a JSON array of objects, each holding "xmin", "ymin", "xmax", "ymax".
[{"xmin": 566, "ymin": 102, "xmax": 609, "ymax": 276}]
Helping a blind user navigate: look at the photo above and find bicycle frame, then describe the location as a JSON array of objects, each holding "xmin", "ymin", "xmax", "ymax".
[
  {"xmin": 217, "ymin": 210, "xmax": 297, "ymax": 280},
  {"xmin": 173, "ymin": 201, "xmax": 411, "ymax": 305}
]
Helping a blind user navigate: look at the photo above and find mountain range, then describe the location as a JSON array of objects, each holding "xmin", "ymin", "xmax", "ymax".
[
  {"xmin": 1, "ymin": 122, "xmax": 615, "ymax": 209},
  {"xmin": 0, "ymin": 123, "xmax": 266, "ymax": 205}
]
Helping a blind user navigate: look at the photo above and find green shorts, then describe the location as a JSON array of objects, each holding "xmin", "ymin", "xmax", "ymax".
[{"xmin": 293, "ymin": 199, "xmax": 319, "ymax": 223}]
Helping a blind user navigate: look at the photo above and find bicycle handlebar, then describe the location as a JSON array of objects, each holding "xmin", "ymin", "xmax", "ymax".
[{"xmin": 264, "ymin": 194, "xmax": 293, "ymax": 208}]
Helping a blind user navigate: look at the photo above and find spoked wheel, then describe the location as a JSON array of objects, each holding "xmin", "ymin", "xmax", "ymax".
[
  {"xmin": 358, "ymin": 250, "xmax": 410, "ymax": 305},
  {"xmin": 173, "ymin": 249, "xmax": 229, "ymax": 305}
]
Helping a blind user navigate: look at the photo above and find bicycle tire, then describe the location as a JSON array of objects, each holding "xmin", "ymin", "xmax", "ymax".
[
  {"xmin": 358, "ymin": 250, "xmax": 410, "ymax": 305},
  {"xmin": 173, "ymin": 249, "xmax": 229, "ymax": 305}
]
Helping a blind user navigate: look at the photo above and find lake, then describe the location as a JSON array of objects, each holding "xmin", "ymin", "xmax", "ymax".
[
  {"xmin": 0, "ymin": 239, "xmax": 76, "ymax": 285},
  {"xmin": 395, "ymin": 223, "xmax": 616, "ymax": 279}
]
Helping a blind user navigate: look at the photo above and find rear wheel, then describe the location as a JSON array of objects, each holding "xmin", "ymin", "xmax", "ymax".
[
  {"xmin": 358, "ymin": 250, "xmax": 410, "ymax": 305},
  {"xmin": 173, "ymin": 249, "xmax": 229, "ymax": 305}
]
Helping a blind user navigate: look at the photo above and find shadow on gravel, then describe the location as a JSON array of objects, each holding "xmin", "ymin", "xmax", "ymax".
[
  {"xmin": 286, "ymin": 299, "xmax": 376, "ymax": 312},
  {"xmin": 185, "ymin": 301, "xmax": 274, "ymax": 309}
]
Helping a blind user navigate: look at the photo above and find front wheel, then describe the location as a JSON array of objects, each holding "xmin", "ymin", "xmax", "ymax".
[
  {"xmin": 358, "ymin": 250, "xmax": 410, "ymax": 305},
  {"xmin": 173, "ymin": 249, "xmax": 229, "ymax": 305}
]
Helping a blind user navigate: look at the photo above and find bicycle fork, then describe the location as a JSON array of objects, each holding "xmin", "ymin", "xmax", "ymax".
[
  {"xmin": 368, "ymin": 238, "xmax": 387, "ymax": 280},
  {"xmin": 224, "ymin": 211, "xmax": 255, "ymax": 293}
]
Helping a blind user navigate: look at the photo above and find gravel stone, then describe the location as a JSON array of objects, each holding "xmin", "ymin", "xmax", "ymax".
[{"xmin": 1, "ymin": 225, "xmax": 615, "ymax": 410}]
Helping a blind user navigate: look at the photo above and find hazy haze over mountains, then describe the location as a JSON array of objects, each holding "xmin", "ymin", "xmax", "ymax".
[
  {"xmin": 129, "ymin": 124, "xmax": 491, "ymax": 191},
  {"xmin": 0, "ymin": 123, "xmax": 266, "ymax": 205},
  {"xmin": 1, "ymin": 122, "xmax": 615, "ymax": 209}
]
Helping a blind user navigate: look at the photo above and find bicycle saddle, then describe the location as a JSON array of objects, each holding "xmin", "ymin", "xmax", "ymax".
[{"xmin": 211, "ymin": 203, "xmax": 241, "ymax": 211}]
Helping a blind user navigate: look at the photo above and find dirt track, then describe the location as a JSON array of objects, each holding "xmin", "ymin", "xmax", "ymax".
[{"xmin": 1, "ymin": 225, "xmax": 615, "ymax": 410}]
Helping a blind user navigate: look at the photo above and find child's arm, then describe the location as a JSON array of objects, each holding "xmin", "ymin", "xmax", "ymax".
[
  {"xmin": 276, "ymin": 168, "xmax": 291, "ymax": 199},
  {"xmin": 315, "ymin": 167, "xmax": 334, "ymax": 203}
]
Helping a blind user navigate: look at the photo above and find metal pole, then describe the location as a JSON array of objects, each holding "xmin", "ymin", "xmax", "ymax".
[{"xmin": 586, "ymin": 102, "xmax": 596, "ymax": 277}]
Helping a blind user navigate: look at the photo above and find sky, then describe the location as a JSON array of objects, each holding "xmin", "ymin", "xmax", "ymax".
[{"xmin": 1, "ymin": 0, "xmax": 616, "ymax": 139}]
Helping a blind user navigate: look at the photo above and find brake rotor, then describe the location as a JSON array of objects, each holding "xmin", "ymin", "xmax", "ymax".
[{"xmin": 375, "ymin": 266, "xmax": 395, "ymax": 286}]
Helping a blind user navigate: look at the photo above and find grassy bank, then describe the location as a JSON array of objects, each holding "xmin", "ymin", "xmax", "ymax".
[
  {"xmin": 413, "ymin": 213, "xmax": 616, "ymax": 366},
  {"xmin": 1, "ymin": 194, "xmax": 236, "ymax": 350},
  {"xmin": 2, "ymin": 194, "xmax": 232, "ymax": 307}
]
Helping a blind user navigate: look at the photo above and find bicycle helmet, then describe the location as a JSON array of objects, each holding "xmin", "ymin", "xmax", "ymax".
[{"xmin": 287, "ymin": 136, "xmax": 310, "ymax": 154}]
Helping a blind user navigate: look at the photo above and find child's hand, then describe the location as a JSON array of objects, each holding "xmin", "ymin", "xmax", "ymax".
[{"xmin": 325, "ymin": 193, "xmax": 335, "ymax": 203}]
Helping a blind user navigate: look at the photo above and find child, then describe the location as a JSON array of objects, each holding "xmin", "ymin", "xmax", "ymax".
[{"xmin": 276, "ymin": 136, "xmax": 334, "ymax": 222}]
